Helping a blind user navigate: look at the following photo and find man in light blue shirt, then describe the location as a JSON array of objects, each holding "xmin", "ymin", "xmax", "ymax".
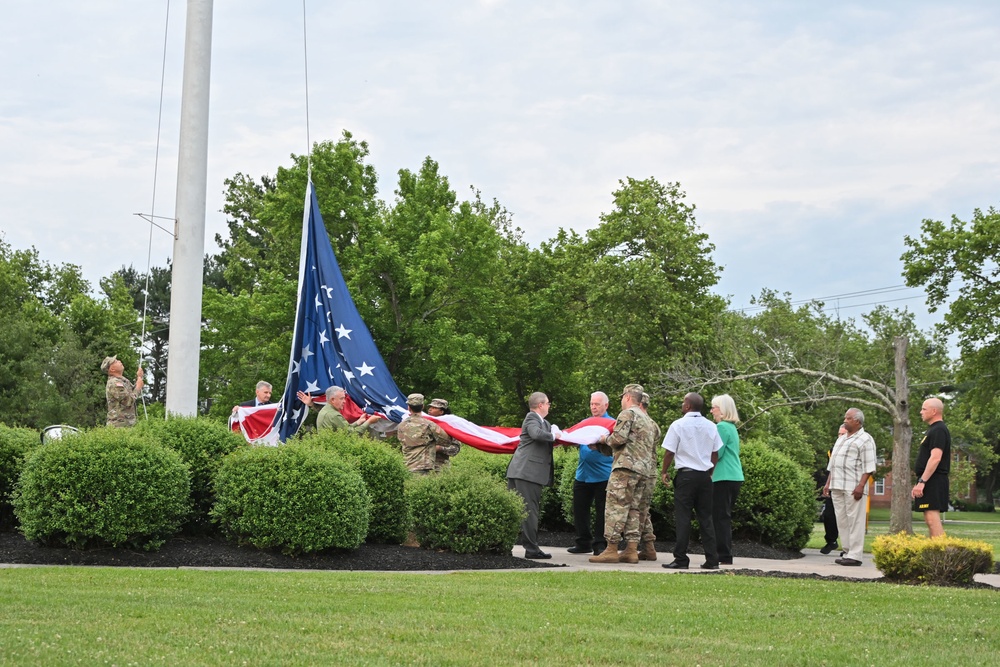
[{"xmin": 567, "ymin": 391, "xmax": 614, "ymax": 554}]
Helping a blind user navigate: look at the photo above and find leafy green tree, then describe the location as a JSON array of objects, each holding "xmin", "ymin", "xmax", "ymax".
[
  {"xmin": 580, "ymin": 178, "xmax": 726, "ymax": 393},
  {"xmin": 0, "ymin": 238, "xmax": 139, "ymax": 428},
  {"xmin": 901, "ymin": 206, "xmax": 1000, "ymax": 391}
]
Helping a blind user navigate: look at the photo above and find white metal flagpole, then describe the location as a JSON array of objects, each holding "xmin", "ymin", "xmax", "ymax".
[{"xmin": 165, "ymin": 0, "xmax": 214, "ymax": 416}]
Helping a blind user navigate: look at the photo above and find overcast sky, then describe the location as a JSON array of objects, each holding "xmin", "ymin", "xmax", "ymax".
[{"xmin": 3, "ymin": 1, "xmax": 998, "ymax": 335}]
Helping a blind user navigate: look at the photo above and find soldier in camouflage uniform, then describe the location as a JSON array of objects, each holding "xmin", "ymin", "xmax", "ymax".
[
  {"xmin": 426, "ymin": 398, "xmax": 461, "ymax": 472},
  {"xmin": 297, "ymin": 386, "xmax": 381, "ymax": 434},
  {"xmin": 102, "ymin": 355, "xmax": 143, "ymax": 427},
  {"xmin": 589, "ymin": 383, "xmax": 657, "ymax": 565},
  {"xmin": 636, "ymin": 392, "xmax": 661, "ymax": 560},
  {"xmin": 398, "ymin": 393, "xmax": 451, "ymax": 474}
]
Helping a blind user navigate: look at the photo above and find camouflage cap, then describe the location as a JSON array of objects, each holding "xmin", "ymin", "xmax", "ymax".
[
  {"xmin": 406, "ymin": 393, "xmax": 425, "ymax": 407},
  {"xmin": 100, "ymin": 355, "xmax": 118, "ymax": 374},
  {"xmin": 429, "ymin": 398, "xmax": 449, "ymax": 410},
  {"xmin": 622, "ymin": 383, "xmax": 644, "ymax": 397}
]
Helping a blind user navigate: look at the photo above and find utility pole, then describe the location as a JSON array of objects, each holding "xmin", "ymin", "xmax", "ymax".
[
  {"xmin": 165, "ymin": 0, "xmax": 214, "ymax": 416},
  {"xmin": 889, "ymin": 335, "xmax": 913, "ymax": 534}
]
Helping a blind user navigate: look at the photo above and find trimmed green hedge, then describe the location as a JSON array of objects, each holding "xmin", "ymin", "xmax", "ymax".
[
  {"xmin": 136, "ymin": 416, "xmax": 246, "ymax": 534},
  {"xmin": 300, "ymin": 429, "xmax": 411, "ymax": 544},
  {"xmin": 13, "ymin": 427, "xmax": 191, "ymax": 550},
  {"xmin": 731, "ymin": 440, "xmax": 815, "ymax": 549},
  {"xmin": 407, "ymin": 468, "xmax": 524, "ymax": 554},
  {"xmin": 873, "ymin": 533, "xmax": 994, "ymax": 585},
  {"xmin": 211, "ymin": 442, "xmax": 370, "ymax": 555},
  {"xmin": 0, "ymin": 424, "xmax": 38, "ymax": 531}
]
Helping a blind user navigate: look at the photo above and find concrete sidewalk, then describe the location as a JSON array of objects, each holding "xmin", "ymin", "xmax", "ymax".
[{"xmin": 511, "ymin": 544, "xmax": 1000, "ymax": 587}]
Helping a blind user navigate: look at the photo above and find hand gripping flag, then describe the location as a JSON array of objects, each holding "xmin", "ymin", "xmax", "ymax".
[{"xmin": 260, "ymin": 182, "xmax": 409, "ymax": 444}]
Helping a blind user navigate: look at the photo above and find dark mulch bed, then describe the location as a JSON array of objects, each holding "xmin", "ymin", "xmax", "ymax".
[
  {"xmin": 0, "ymin": 529, "xmax": 799, "ymax": 571},
  {"xmin": 0, "ymin": 532, "xmax": 550, "ymax": 571}
]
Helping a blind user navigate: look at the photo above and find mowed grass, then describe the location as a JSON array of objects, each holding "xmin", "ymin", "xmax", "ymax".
[
  {"xmin": 1, "ymin": 567, "xmax": 999, "ymax": 666},
  {"xmin": 807, "ymin": 509, "xmax": 1000, "ymax": 553}
]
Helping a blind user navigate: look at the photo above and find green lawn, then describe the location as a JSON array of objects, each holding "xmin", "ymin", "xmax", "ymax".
[
  {"xmin": 1, "ymin": 567, "xmax": 998, "ymax": 666},
  {"xmin": 808, "ymin": 510, "xmax": 1000, "ymax": 553}
]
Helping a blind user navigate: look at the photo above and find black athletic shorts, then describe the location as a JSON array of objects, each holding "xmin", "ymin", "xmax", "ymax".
[{"xmin": 913, "ymin": 474, "xmax": 949, "ymax": 513}]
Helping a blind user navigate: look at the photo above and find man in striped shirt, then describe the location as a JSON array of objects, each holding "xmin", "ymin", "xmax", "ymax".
[{"xmin": 822, "ymin": 408, "xmax": 877, "ymax": 566}]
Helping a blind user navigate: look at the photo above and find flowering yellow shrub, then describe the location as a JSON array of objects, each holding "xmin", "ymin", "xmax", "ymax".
[{"xmin": 873, "ymin": 532, "xmax": 994, "ymax": 585}]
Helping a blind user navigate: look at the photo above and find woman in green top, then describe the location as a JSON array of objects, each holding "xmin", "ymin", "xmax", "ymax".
[{"xmin": 710, "ymin": 394, "xmax": 744, "ymax": 565}]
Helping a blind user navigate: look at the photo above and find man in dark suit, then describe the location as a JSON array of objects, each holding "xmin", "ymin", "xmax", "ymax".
[
  {"xmin": 506, "ymin": 391, "xmax": 561, "ymax": 559},
  {"xmin": 234, "ymin": 381, "xmax": 272, "ymax": 411}
]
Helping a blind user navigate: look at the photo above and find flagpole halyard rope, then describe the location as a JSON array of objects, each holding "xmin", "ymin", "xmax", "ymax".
[{"xmin": 137, "ymin": 0, "xmax": 174, "ymax": 421}]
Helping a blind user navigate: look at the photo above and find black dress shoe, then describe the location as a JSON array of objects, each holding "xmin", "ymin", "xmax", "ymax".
[
  {"xmin": 835, "ymin": 557, "xmax": 862, "ymax": 566},
  {"xmin": 524, "ymin": 551, "xmax": 552, "ymax": 559},
  {"xmin": 820, "ymin": 542, "xmax": 838, "ymax": 555},
  {"xmin": 700, "ymin": 563, "xmax": 720, "ymax": 570},
  {"xmin": 566, "ymin": 546, "xmax": 592, "ymax": 554},
  {"xmin": 662, "ymin": 560, "xmax": 689, "ymax": 570}
]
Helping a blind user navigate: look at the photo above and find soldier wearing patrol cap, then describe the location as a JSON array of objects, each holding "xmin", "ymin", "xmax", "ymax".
[
  {"xmin": 426, "ymin": 398, "xmax": 461, "ymax": 471},
  {"xmin": 589, "ymin": 383, "xmax": 657, "ymax": 565},
  {"xmin": 102, "ymin": 354, "xmax": 144, "ymax": 427},
  {"xmin": 397, "ymin": 393, "xmax": 451, "ymax": 474}
]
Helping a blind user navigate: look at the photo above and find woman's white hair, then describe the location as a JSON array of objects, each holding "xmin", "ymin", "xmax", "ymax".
[{"xmin": 711, "ymin": 394, "xmax": 740, "ymax": 422}]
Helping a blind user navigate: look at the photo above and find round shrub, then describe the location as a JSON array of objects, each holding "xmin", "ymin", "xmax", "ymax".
[
  {"xmin": 650, "ymin": 478, "xmax": 677, "ymax": 540},
  {"xmin": 407, "ymin": 468, "xmax": 525, "ymax": 554},
  {"xmin": 0, "ymin": 425, "xmax": 39, "ymax": 532},
  {"xmin": 211, "ymin": 442, "xmax": 371, "ymax": 555},
  {"xmin": 732, "ymin": 440, "xmax": 815, "ymax": 549},
  {"xmin": 557, "ymin": 447, "xmax": 579, "ymax": 525},
  {"xmin": 136, "ymin": 416, "xmax": 246, "ymax": 534},
  {"xmin": 873, "ymin": 533, "xmax": 994, "ymax": 585},
  {"xmin": 300, "ymin": 429, "xmax": 410, "ymax": 544},
  {"xmin": 538, "ymin": 447, "xmax": 576, "ymax": 531},
  {"xmin": 12, "ymin": 427, "xmax": 191, "ymax": 550},
  {"xmin": 451, "ymin": 446, "xmax": 511, "ymax": 483}
]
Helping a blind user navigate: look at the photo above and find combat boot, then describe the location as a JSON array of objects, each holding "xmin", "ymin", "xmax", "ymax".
[
  {"xmin": 588, "ymin": 543, "xmax": 620, "ymax": 563},
  {"xmin": 638, "ymin": 541, "xmax": 657, "ymax": 561},
  {"xmin": 618, "ymin": 541, "xmax": 639, "ymax": 564}
]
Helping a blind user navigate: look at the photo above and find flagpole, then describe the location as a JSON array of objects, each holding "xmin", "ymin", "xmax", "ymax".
[{"xmin": 165, "ymin": 0, "xmax": 214, "ymax": 417}]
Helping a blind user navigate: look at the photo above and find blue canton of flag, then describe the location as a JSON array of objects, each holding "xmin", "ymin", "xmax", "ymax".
[{"xmin": 270, "ymin": 182, "xmax": 408, "ymax": 443}]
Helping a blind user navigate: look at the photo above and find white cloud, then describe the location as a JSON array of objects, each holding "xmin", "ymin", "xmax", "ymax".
[{"xmin": 2, "ymin": 0, "xmax": 998, "ymax": 337}]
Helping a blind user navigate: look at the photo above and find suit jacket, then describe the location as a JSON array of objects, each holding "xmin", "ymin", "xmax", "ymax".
[
  {"xmin": 239, "ymin": 398, "xmax": 271, "ymax": 408},
  {"xmin": 506, "ymin": 411, "xmax": 555, "ymax": 486}
]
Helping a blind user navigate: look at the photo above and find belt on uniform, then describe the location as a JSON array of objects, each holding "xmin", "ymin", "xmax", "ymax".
[{"xmin": 676, "ymin": 468, "xmax": 706, "ymax": 473}]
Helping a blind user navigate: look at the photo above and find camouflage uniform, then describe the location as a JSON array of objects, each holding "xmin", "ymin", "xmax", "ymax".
[
  {"xmin": 638, "ymin": 419, "xmax": 662, "ymax": 545},
  {"xmin": 433, "ymin": 438, "xmax": 461, "ymax": 472},
  {"xmin": 398, "ymin": 413, "xmax": 451, "ymax": 474},
  {"xmin": 106, "ymin": 375, "xmax": 140, "ymax": 427},
  {"xmin": 602, "ymin": 406, "xmax": 657, "ymax": 543},
  {"xmin": 317, "ymin": 404, "xmax": 372, "ymax": 434}
]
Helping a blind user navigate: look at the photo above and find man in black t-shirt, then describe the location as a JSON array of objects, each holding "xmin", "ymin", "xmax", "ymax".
[{"xmin": 911, "ymin": 397, "xmax": 951, "ymax": 537}]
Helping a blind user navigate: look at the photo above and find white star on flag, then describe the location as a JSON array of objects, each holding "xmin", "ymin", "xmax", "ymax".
[
  {"xmin": 356, "ymin": 362, "xmax": 375, "ymax": 377},
  {"xmin": 336, "ymin": 324, "xmax": 352, "ymax": 339},
  {"xmin": 344, "ymin": 370, "xmax": 355, "ymax": 381},
  {"xmin": 301, "ymin": 345, "xmax": 314, "ymax": 361},
  {"xmin": 305, "ymin": 380, "xmax": 321, "ymax": 394},
  {"xmin": 318, "ymin": 329, "xmax": 330, "ymax": 345}
]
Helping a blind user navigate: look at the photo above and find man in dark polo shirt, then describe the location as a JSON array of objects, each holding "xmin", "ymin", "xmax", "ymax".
[{"xmin": 911, "ymin": 397, "xmax": 951, "ymax": 537}]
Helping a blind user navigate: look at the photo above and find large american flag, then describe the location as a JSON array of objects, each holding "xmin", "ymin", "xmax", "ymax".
[
  {"xmin": 253, "ymin": 182, "xmax": 408, "ymax": 444},
  {"xmin": 232, "ymin": 181, "xmax": 616, "ymax": 450}
]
